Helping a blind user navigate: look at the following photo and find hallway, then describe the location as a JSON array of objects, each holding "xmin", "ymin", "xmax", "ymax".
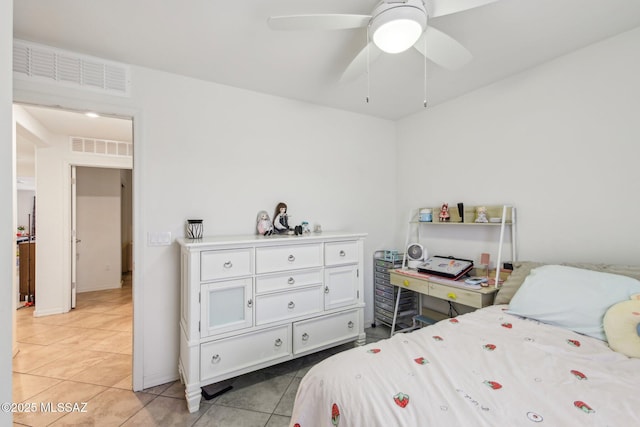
[{"xmin": 12, "ymin": 277, "xmax": 134, "ymax": 425}]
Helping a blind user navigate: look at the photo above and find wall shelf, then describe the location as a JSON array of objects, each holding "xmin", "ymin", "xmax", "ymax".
[{"xmin": 402, "ymin": 204, "xmax": 517, "ymax": 287}]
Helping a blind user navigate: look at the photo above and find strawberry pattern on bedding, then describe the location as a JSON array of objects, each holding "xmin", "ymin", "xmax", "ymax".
[{"xmin": 289, "ymin": 305, "xmax": 640, "ymax": 426}]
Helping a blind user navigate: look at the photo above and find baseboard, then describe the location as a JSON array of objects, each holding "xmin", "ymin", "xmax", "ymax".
[
  {"xmin": 33, "ymin": 306, "xmax": 65, "ymax": 317},
  {"xmin": 143, "ymin": 371, "xmax": 180, "ymax": 391},
  {"xmin": 77, "ymin": 282, "xmax": 122, "ymax": 293}
]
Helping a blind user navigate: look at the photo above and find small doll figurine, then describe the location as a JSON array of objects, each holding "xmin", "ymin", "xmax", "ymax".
[
  {"xmin": 256, "ymin": 210, "xmax": 274, "ymax": 236},
  {"xmin": 273, "ymin": 202, "xmax": 291, "ymax": 234},
  {"xmin": 475, "ymin": 206, "xmax": 489, "ymax": 223},
  {"xmin": 273, "ymin": 202, "xmax": 303, "ymax": 235},
  {"xmin": 439, "ymin": 203, "xmax": 450, "ymax": 222}
]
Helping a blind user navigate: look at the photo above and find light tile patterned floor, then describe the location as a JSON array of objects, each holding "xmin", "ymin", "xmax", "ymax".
[{"xmin": 13, "ymin": 276, "xmax": 389, "ymax": 426}]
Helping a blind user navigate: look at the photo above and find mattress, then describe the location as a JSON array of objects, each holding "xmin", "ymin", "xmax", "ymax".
[{"xmin": 290, "ymin": 305, "xmax": 640, "ymax": 426}]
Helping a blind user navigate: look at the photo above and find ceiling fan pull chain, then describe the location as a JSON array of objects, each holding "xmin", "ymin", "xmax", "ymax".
[
  {"xmin": 423, "ymin": 33, "xmax": 428, "ymax": 108},
  {"xmin": 366, "ymin": 25, "xmax": 371, "ymax": 104}
]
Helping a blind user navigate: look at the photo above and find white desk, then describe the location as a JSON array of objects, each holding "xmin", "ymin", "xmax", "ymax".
[{"xmin": 388, "ymin": 269, "xmax": 498, "ymax": 335}]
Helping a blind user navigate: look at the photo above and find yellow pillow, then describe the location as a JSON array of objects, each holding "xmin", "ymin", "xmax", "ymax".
[{"xmin": 603, "ymin": 293, "xmax": 640, "ymax": 358}]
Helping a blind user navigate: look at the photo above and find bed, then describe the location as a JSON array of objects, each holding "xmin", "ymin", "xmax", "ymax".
[{"xmin": 289, "ymin": 262, "xmax": 640, "ymax": 426}]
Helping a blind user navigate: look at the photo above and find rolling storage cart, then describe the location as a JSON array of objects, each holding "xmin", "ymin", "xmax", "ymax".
[{"xmin": 373, "ymin": 251, "xmax": 417, "ymax": 330}]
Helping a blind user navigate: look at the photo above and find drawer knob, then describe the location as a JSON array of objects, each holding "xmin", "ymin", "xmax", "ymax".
[
  {"xmin": 223, "ymin": 261, "xmax": 233, "ymax": 269},
  {"xmin": 302, "ymin": 333, "xmax": 309, "ymax": 342},
  {"xmin": 211, "ymin": 354, "xmax": 221, "ymax": 364},
  {"xmin": 274, "ymin": 338, "xmax": 283, "ymax": 347},
  {"xmin": 288, "ymin": 277, "xmax": 295, "ymax": 285},
  {"xmin": 324, "ymin": 286, "xmax": 329, "ymax": 294},
  {"xmin": 448, "ymin": 292, "xmax": 457, "ymax": 300},
  {"xmin": 339, "ymin": 250, "xmax": 346, "ymax": 257},
  {"xmin": 288, "ymin": 301, "xmax": 295, "ymax": 309},
  {"xmin": 348, "ymin": 321, "xmax": 354, "ymax": 329},
  {"xmin": 247, "ymin": 299, "xmax": 253, "ymax": 308},
  {"xmin": 288, "ymin": 255, "xmax": 295, "ymax": 262},
  {"xmin": 403, "ymin": 280, "xmax": 409, "ymax": 287}
]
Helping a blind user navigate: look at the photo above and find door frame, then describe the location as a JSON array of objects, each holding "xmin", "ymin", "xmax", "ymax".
[
  {"xmin": 13, "ymin": 95, "xmax": 144, "ymax": 392},
  {"xmin": 71, "ymin": 165, "xmax": 77, "ymax": 309},
  {"xmin": 71, "ymin": 165, "xmax": 129, "ymax": 305}
]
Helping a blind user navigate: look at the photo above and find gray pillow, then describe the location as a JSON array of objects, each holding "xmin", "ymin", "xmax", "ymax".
[
  {"xmin": 494, "ymin": 261, "xmax": 543, "ymax": 305},
  {"xmin": 494, "ymin": 261, "xmax": 640, "ymax": 305}
]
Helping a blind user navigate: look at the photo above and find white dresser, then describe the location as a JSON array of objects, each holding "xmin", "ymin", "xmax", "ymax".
[{"xmin": 177, "ymin": 232, "xmax": 367, "ymax": 412}]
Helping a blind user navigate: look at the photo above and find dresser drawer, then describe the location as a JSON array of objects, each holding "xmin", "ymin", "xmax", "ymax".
[
  {"xmin": 293, "ymin": 309, "xmax": 359, "ymax": 355},
  {"xmin": 255, "ymin": 269, "xmax": 322, "ymax": 294},
  {"xmin": 428, "ymin": 283, "xmax": 493, "ymax": 309},
  {"xmin": 255, "ymin": 244, "xmax": 322, "ymax": 274},
  {"xmin": 200, "ymin": 324, "xmax": 291, "ymax": 382},
  {"xmin": 201, "ymin": 248, "xmax": 252, "ymax": 281},
  {"xmin": 255, "ymin": 286, "xmax": 324, "ymax": 326},
  {"xmin": 324, "ymin": 241, "xmax": 359, "ymax": 266}
]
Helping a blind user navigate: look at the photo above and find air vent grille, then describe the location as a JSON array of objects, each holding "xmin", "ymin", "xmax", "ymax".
[
  {"xmin": 71, "ymin": 137, "xmax": 133, "ymax": 158},
  {"xmin": 13, "ymin": 40, "xmax": 131, "ymax": 97}
]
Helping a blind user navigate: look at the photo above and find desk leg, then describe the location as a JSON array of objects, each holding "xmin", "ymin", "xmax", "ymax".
[
  {"xmin": 447, "ymin": 301, "xmax": 459, "ymax": 318},
  {"xmin": 391, "ymin": 286, "xmax": 402, "ymax": 337}
]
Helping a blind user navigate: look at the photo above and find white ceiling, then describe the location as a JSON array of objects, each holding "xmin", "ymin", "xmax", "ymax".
[
  {"xmin": 14, "ymin": 105, "xmax": 132, "ymax": 186},
  {"xmin": 17, "ymin": 105, "xmax": 133, "ymax": 143},
  {"xmin": 12, "ymin": 0, "xmax": 640, "ymax": 121}
]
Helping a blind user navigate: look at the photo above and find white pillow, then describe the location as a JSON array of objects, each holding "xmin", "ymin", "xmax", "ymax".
[{"xmin": 507, "ymin": 265, "xmax": 640, "ymax": 341}]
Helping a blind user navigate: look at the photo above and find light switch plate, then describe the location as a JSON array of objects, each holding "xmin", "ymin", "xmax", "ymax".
[{"xmin": 148, "ymin": 231, "xmax": 172, "ymax": 246}]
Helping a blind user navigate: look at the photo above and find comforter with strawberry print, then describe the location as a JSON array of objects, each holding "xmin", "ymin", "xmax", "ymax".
[{"xmin": 290, "ymin": 305, "xmax": 640, "ymax": 426}]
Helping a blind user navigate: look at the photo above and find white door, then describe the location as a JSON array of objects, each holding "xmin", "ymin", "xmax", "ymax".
[{"xmin": 71, "ymin": 165, "xmax": 78, "ymax": 308}]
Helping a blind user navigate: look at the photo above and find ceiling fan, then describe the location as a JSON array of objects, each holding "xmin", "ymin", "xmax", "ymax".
[{"xmin": 268, "ymin": 0, "xmax": 498, "ymax": 82}]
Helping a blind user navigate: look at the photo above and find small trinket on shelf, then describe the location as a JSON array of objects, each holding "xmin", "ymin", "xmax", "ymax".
[
  {"xmin": 439, "ymin": 203, "xmax": 450, "ymax": 222},
  {"xmin": 475, "ymin": 206, "xmax": 489, "ymax": 223}
]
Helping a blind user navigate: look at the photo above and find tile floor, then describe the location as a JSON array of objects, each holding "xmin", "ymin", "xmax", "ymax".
[{"xmin": 13, "ymin": 275, "xmax": 390, "ymax": 426}]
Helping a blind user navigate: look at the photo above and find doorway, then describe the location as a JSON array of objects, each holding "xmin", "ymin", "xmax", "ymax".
[
  {"xmin": 13, "ymin": 104, "xmax": 135, "ymax": 389},
  {"xmin": 71, "ymin": 166, "xmax": 132, "ymax": 307}
]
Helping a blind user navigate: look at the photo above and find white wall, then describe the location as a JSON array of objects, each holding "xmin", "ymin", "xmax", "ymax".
[
  {"xmin": 76, "ymin": 167, "xmax": 122, "ymax": 292},
  {"xmin": 1, "ymin": 1, "xmax": 14, "ymax": 423},
  {"xmin": 395, "ymin": 27, "xmax": 640, "ymax": 266},
  {"xmin": 14, "ymin": 65, "xmax": 397, "ymax": 388},
  {"xmin": 134, "ymin": 68, "xmax": 397, "ymax": 386},
  {"xmin": 17, "ymin": 189, "xmax": 35, "ymax": 233}
]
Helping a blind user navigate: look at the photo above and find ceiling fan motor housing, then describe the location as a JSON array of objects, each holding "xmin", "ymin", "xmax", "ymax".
[{"xmin": 370, "ymin": 0, "xmax": 428, "ymax": 53}]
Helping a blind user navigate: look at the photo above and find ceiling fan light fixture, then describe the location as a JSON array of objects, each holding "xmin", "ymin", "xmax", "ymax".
[{"xmin": 370, "ymin": 1, "xmax": 427, "ymax": 54}]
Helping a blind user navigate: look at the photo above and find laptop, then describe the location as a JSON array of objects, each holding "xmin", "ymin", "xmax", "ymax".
[{"xmin": 416, "ymin": 256, "xmax": 473, "ymax": 280}]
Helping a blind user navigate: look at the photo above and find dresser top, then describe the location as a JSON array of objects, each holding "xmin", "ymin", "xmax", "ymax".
[{"xmin": 177, "ymin": 231, "xmax": 367, "ymax": 248}]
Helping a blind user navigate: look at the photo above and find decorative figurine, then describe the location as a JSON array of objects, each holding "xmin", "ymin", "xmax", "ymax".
[
  {"xmin": 273, "ymin": 202, "xmax": 303, "ymax": 235},
  {"xmin": 256, "ymin": 210, "xmax": 274, "ymax": 236},
  {"xmin": 273, "ymin": 202, "xmax": 291, "ymax": 234},
  {"xmin": 439, "ymin": 203, "xmax": 450, "ymax": 222},
  {"xmin": 475, "ymin": 206, "xmax": 489, "ymax": 223}
]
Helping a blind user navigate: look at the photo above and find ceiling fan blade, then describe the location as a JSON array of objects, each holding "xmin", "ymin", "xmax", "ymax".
[
  {"xmin": 413, "ymin": 27, "xmax": 472, "ymax": 70},
  {"xmin": 431, "ymin": 0, "xmax": 498, "ymax": 18},
  {"xmin": 268, "ymin": 14, "xmax": 370, "ymax": 31},
  {"xmin": 340, "ymin": 42, "xmax": 383, "ymax": 83}
]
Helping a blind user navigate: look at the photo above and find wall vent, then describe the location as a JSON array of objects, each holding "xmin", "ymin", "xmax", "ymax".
[
  {"xmin": 14, "ymin": 39, "xmax": 131, "ymax": 97},
  {"xmin": 71, "ymin": 137, "xmax": 133, "ymax": 158}
]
